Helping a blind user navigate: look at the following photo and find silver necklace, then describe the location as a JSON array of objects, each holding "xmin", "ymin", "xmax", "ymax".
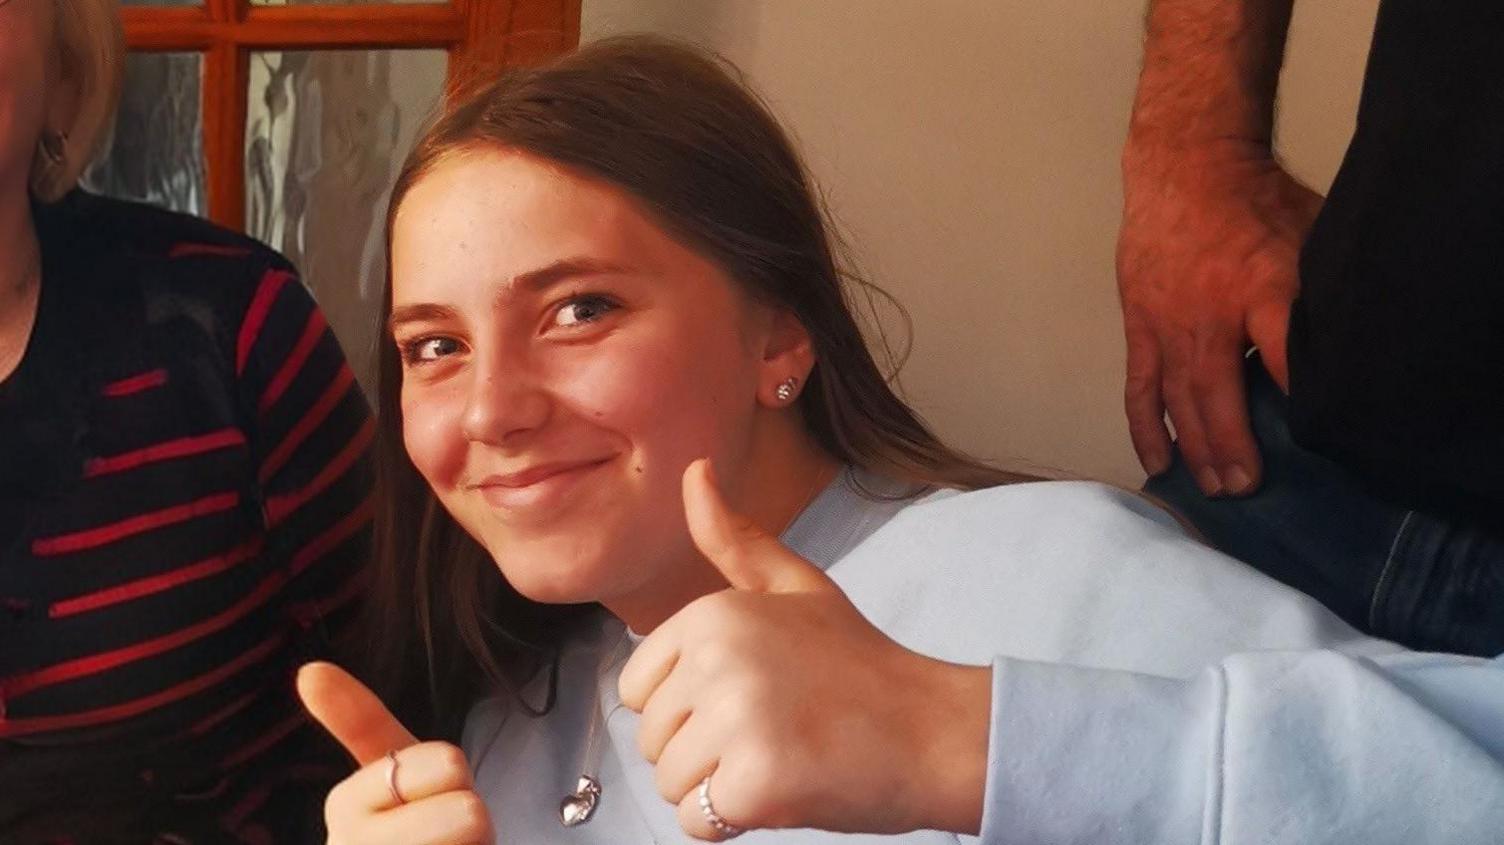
[{"xmin": 559, "ymin": 630, "xmax": 632, "ymax": 827}]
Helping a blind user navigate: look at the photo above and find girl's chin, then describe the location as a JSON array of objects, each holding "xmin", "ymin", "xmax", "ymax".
[{"xmin": 493, "ymin": 559, "xmax": 616, "ymax": 606}]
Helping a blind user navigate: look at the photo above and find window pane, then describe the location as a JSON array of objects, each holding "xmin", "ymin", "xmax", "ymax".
[
  {"xmin": 246, "ymin": 49, "xmax": 447, "ymax": 391},
  {"xmin": 81, "ymin": 52, "xmax": 206, "ymax": 217}
]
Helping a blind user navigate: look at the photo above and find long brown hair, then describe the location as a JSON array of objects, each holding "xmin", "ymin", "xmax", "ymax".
[{"xmin": 364, "ymin": 36, "xmax": 1032, "ymax": 738}]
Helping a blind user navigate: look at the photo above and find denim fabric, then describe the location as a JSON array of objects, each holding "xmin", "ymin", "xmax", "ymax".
[{"xmin": 1146, "ymin": 357, "xmax": 1504, "ymax": 656}]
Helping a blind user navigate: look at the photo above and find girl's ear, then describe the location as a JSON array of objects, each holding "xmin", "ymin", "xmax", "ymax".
[{"xmin": 756, "ymin": 309, "xmax": 816, "ymax": 408}]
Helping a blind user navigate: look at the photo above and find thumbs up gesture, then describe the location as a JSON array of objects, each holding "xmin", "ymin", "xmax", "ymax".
[
  {"xmin": 618, "ymin": 460, "xmax": 991, "ymax": 841},
  {"xmin": 297, "ymin": 662, "xmax": 495, "ymax": 845}
]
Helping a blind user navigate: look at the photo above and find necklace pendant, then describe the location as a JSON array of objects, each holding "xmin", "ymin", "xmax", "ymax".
[{"xmin": 559, "ymin": 774, "xmax": 603, "ymax": 827}]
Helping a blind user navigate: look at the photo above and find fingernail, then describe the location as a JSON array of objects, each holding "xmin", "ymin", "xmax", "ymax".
[
  {"xmin": 1224, "ymin": 466, "xmax": 1254, "ymax": 494},
  {"xmin": 1145, "ymin": 452, "xmax": 1171, "ymax": 477},
  {"xmin": 1196, "ymin": 467, "xmax": 1224, "ymax": 496}
]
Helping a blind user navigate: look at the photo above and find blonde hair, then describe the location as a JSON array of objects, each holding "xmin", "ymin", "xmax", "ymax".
[{"xmin": 30, "ymin": 0, "xmax": 124, "ymax": 202}]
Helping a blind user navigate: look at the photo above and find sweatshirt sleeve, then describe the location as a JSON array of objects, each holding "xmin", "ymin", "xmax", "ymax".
[{"xmin": 978, "ymin": 650, "xmax": 1504, "ymax": 844}]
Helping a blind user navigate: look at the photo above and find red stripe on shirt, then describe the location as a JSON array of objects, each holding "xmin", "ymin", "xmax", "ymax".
[
  {"xmin": 258, "ymin": 364, "xmax": 357, "ymax": 485},
  {"xmin": 3, "ymin": 568, "xmax": 290, "ymax": 699},
  {"xmin": 221, "ymin": 762, "xmax": 338, "ymax": 832},
  {"xmin": 48, "ymin": 538, "xmax": 263, "ymax": 619},
  {"xmin": 264, "ymin": 418, "xmax": 374, "ymax": 526},
  {"xmin": 236, "ymin": 269, "xmax": 295, "ymax": 376},
  {"xmin": 31, "ymin": 492, "xmax": 241, "ymax": 557},
  {"xmin": 257, "ymin": 309, "xmax": 328, "ymax": 416},
  {"xmin": 189, "ymin": 689, "xmax": 260, "ymax": 737},
  {"xmin": 290, "ymin": 494, "xmax": 375, "ymax": 578},
  {"xmin": 219, "ymin": 713, "xmax": 306, "ymax": 770},
  {"xmin": 83, "ymin": 428, "xmax": 247, "ymax": 479},
  {"xmin": 101, "ymin": 368, "xmax": 168, "ymax": 398},
  {"xmin": 168, "ymin": 242, "xmax": 254, "ymax": 259},
  {"xmin": 0, "ymin": 634, "xmax": 286, "ymax": 739}
]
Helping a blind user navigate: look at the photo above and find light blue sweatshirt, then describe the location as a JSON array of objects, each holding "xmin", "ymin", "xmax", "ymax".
[{"xmin": 463, "ymin": 471, "xmax": 1504, "ymax": 843}]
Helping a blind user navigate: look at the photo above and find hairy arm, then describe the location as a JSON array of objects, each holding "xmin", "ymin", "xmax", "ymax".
[
  {"xmin": 1118, "ymin": 0, "xmax": 1322, "ymax": 495},
  {"xmin": 1128, "ymin": 0, "xmax": 1294, "ymax": 148}
]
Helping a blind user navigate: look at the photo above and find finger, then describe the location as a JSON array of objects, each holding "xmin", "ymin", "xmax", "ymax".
[
  {"xmin": 637, "ymin": 662, "xmax": 695, "ymax": 765},
  {"xmin": 331, "ymin": 741, "xmax": 475, "ymax": 814},
  {"xmin": 297, "ymin": 661, "xmax": 417, "ymax": 766},
  {"xmin": 360, "ymin": 789, "xmax": 494, "ymax": 845},
  {"xmin": 1188, "ymin": 331, "xmax": 1262, "ymax": 495},
  {"xmin": 682, "ymin": 458, "xmax": 831, "ymax": 594},
  {"xmin": 1246, "ymin": 298, "xmax": 1292, "ymax": 393},
  {"xmin": 1123, "ymin": 317, "xmax": 1172, "ymax": 476},
  {"xmin": 620, "ymin": 629, "xmax": 680, "ymax": 713},
  {"xmin": 1160, "ymin": 338, "xmax": 1221, "ymax": 495},
  {"xmin": 654, "ymin": 711, "xmax": 726, "ymax": 806},
  {"xmin": 677, "ymin": 769, "xmax": 748, "ymax": 843}
]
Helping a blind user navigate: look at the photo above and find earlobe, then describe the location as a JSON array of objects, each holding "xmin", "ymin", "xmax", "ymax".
[
  {"xmin": 774, "ymin": 376, "xmax": 800, "ymax": 404},
  {"xmin": 758, "ymin": 310, "xmax": 815, "ymax": 408}
]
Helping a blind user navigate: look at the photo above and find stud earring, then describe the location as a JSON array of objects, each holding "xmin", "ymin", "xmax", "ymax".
[{"xmin": 774, "ymin": 376, "xmax": 799, "ymax": 403}]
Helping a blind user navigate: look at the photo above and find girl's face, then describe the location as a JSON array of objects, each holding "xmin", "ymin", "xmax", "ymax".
[{"xmin": 391, "ymin": 150, "xmax": 812, "ymax": 622}]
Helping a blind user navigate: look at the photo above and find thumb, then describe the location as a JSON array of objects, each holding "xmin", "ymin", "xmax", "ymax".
[
  {"xmin": 682, "ymin": 458, "xmax": 832, "ymax": 594},
  {"xmin": 1247, "ymin": 299, "xmax": 1292, "ymax": 394},
  {"xmin": 297, "ymin": 661, "xmax": 418, "ymax": 766}
]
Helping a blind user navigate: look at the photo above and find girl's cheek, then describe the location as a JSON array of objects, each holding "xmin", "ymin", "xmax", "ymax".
[
  {"xmin": 549, "ymin": 336, "xmax": 703, "ymax": 435},
  {"xmin": 401, "ymin": 385, "xmax": 469, "ymax": 489}
]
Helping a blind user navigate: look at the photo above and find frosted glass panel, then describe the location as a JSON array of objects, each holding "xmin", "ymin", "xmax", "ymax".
[
  {"xmin": 246, "ymin": 49, "xmax": 447, "ymax": 390},
  {"xmin": 82, "ymin": 52, "xmax": 206, "ymax": 217}
]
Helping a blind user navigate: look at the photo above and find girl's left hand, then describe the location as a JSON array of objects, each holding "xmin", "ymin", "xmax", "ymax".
[{"xmin": 618, "ymin": 460, "xmax": 991, "ymax": 841}]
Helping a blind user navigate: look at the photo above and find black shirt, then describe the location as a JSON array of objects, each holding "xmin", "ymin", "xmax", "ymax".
[
  {"xmin": 0, "ymin": 192, "xmax": 372, "ymax": 843},
  {"xmin": 1290, "ymin": 0, "xmax": 1504, "ymax": 527}
]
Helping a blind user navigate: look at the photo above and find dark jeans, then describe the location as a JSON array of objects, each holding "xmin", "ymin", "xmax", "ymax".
[{"xmin": 1146, "ymin": 358, "xmax": 1504, "ymax": 657}]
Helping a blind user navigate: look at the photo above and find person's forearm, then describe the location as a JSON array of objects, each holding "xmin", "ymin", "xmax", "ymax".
[
  {"xmin": 1128, "ymin": 0, "xmax": 1296, "ymax": 151},
  {"xmin": 976, "ymin": 651, "xmax": 1504, "ymax": 844}
]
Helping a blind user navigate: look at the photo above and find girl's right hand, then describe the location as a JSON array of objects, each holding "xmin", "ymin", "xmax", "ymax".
[{"xmin": 297, "ymin": 662, "xmax": 496, "ymax": 845}]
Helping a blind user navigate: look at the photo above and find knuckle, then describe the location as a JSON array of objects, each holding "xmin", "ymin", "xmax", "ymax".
[
  {"xmin": 1124, "ymin": 373, "xmax": 1160, "ymax": 403},
  {"xmin": 637, "ymin": 720, "xmax": 664, "ymax": 763},
  {"xmin": 689, "ymin": 636, "xmax": 741, "ymax": 678},
  {"xmin": 654, "ymin": 763, "xmax": 681, "ymax": 803},
  {"xmin": 433, "ymin": 742, "xmax": 470, "ymax": 775},
  {"xmin": 721, "ymin": 745, "xmax": 783, "ymax": 824},
  {"xmin": 1189, "ymin": 364, "xmax": 1230, "ymax": 395},
  {"xmin": 456, "ymin": 792, "xmax": 490, "ymax": 827},
  {"xmin": 325, "ymin": 776, "xmax": 357, "ymax": 815}
]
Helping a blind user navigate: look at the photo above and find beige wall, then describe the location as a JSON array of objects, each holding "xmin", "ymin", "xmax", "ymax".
[{"xmin": 582, "ymin": 0, "xmax": 1380, "ymax": 484}]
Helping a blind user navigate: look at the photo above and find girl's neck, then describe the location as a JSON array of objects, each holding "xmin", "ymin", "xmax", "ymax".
[
  {"xmin": 0, "ymin": 191, "xmax": 40, "ymax": 298},
  {"xmin": 0, "ymin": 192, "xmax": 43, "ymax": 383},
  {"xmin": 609, "ymin": 443, "xmax": 841, "ymax": 635}
]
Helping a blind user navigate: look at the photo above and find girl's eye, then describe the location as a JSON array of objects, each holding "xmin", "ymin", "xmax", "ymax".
[
  {"xmin": 551, "ymin": 295, "xmax": 619, "ymax": 330},
  {"xmin": 401, "ymin": 336, "xmax": 461, "ymax": 364}
]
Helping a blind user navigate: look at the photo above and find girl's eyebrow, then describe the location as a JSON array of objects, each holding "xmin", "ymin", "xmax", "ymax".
[
  {"xmin": 389, "ymin": 258, "xmax": 638, "ymax": 333},
  {"xmin": 507, "ymin": 257, "xmax": 638, "ymax": 294},
  {"xmin": 388, "ymin": 303, "xmax": 460, "ymax": 334}
]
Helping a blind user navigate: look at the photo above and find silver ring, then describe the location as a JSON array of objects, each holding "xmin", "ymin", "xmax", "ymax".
[
  {"xmin": 386, "ymin": 749, "xmax": 406, "ymax": 805},
  {"xmin": 697, "ymin": 776, "xmax": 743, "ymax": 838}
]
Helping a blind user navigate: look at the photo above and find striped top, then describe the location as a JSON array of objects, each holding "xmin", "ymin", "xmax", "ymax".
[{"xmin": 0, "ymin": 192, "xmax": 373, "ymax": 843}]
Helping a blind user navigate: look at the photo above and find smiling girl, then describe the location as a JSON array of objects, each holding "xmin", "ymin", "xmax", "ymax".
[{"xmin": 298, "ymin": 36, "xmax": 1504, "ymax": 845}]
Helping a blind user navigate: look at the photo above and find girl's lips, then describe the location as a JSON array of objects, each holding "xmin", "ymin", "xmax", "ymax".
[{"xmin": 472, "ymin": 458, "xmax": 612, "ymax": 513}]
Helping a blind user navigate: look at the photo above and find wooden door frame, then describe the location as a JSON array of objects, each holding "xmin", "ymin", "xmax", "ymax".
[{"xmin": 121, "ymin": 0, "xmax": 581, "ymax": 229}]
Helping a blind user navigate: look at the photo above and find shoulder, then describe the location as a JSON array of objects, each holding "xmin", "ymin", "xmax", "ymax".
[
  {"xmin": 830, "ymin": 480, "xmax": 1366, "ymax": 674},
  {"xmin": 39, "ymin": 191, "xmax": 297, "ymax": 319},
  {"xmin": 895, "ymin": 479, "xmax": 1188, "ymax": 544}
]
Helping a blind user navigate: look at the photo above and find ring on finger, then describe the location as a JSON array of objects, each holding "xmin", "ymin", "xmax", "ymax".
[
  {"xmin": 698, "ymin": 776, "xmax": 743, "ymax": 839},
  {"xmin": 386, "ymin": 749, "xmax": 407, "ymax": 806}
]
